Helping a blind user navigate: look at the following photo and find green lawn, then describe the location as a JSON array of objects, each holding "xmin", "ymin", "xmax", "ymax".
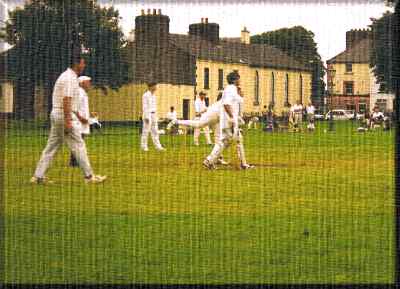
[{"xmin": 3, "ymin": 120, "xmax": 395, "ymax": 284}]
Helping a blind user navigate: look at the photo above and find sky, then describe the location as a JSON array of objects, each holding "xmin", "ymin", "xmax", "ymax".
[{"xmin": 0, "ymin": 0, "xmax": 394, "ymax": 63}]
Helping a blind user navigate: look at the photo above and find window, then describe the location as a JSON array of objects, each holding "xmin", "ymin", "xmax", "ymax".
[
  {"xmin": 299, "ymin": 74, "xmax": 303, "ymax": 104},
  {"xmin": 204, "ymin": 68, "xmax": 210, "ymax": 89},
  {"xmin": 285, "ymin": 74, "xmax": 289, "ymax": 106},
  {"xmin": 218, "ymin": 69, "xmax": 224, "ymax": 90},
  {"xmin": 254, "ymin": 71, "xmax": 260, "ymax": 105},
  {"xmin": 344, "ymin": 81, "xmax": 354, "ymax": 95},
  {"xmin": 271, "ymin": 72, "xmax": 275, "ymax": 105},
  {"xmin": 345, "ymin": 63, "xmax": 353, "ymax": 73}
]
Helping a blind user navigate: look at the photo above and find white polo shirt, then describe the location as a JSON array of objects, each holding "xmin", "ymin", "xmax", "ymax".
[
  {"xmin": 194, "ymin": 98, "xmax": 207, "ymax": 115},
  {"xmin": 291, "ymin": 104, "xmax": 303, "ymax": 114},
  {"xmin": 51, "ymin": 68, "xmax": 80, "ymax": 121},
  {"xmin": 142, "ymin": 90, "xmax": 157, "ymax": 120},
  {"xmin": 220, "ymin": 84, "xmax": 243, "ymax": 129},
  {"xmin": 306, "ymin": 105, "xmax": 315, "ymax": 115},
  {"xmin": 166, "ymin": 111, "xmax": 177, "ymax": 120}
]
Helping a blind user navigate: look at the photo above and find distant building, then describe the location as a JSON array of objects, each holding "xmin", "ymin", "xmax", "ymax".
[
  {"xmin": 0, "ymin": 8, "xmax": 313, "ymax": 121},
  {"xmin": 128, "ymin": 9, "xmax": 312, "ymax": 120},
  {"xmin": 327, "ymin": 28, "xmax": 394, "ymax": 114}
]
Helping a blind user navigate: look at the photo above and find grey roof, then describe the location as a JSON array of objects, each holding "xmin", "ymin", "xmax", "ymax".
[
  {"xmin": 327, "ymin": 38, "xmax": 371, "ymax": 64},
  {"xmin": 169, "ymin": 34, "xmax": 311, "ymax": 72}
]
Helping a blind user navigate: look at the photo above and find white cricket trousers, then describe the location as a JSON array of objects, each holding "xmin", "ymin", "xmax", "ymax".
[
  {"xmin": 34, "ymin": 113, "xmax": 94, "ymax": 178},
  {"xmin": 193, "ymin": 117, "xmax": 212, "ymax": 145},
  {"xmin": 177, "ymin": 116, "xmax": 219, "ymax": 144},
  {"xmin": 206, "ymin": 127, "xmax": 247, "ymax": 166},
  {"xmin": 141, "ymin": 113, "xmax": 162, "ymax": 150}
]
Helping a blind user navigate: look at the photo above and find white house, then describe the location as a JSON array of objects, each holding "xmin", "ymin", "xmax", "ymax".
[{"xmin": 369, "ymin": 68, "xmax": 395, "ymax": 113}]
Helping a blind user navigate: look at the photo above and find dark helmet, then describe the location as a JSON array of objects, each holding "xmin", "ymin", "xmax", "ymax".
[{"xmin": 227, "ymin": 71, "xmax": 240, "ymax": 84}]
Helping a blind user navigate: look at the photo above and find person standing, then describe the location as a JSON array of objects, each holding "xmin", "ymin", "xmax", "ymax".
[
  {"xmin": 31, "ymin": 52, "xmax": 106, "ymax": 184},
  {"xmin": 166, "ymin": 106, "xmax": 177, "ymax": 121},
  {"xmin": 69, "ymin": 76, "xmax": 92, "ymax": 167},
  {"xmin": 306, "ymin": 102, "xmax": 316, "ymax": 131},
  {"xmin": 194, "ymin": 91, "xmax": 212, "ymax": 146},
  {"xmin": 141, "ymin": 82, "xmax": 165, "ymax": 152},
  {"xmin": 203, "ymin": 72, "xmax": 254, "ymax": 170},
  {"xmin": 290, "ymin": 101, "xmax": 303, "ymax": 132}
]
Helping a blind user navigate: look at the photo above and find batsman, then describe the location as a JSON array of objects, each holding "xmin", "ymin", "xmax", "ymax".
[{"xmin": 203, "ymin": 71, "xmax": 254, "ymax": 170}]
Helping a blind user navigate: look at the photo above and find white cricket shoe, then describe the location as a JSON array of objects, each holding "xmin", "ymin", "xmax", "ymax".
[
  {"xmin": 217, "ymin": 158, "xmax": 229, "ymax": 165},
  {"xmin": 156, "ymin": 146, "xmax": 166, "ymax": 151},
  {"xmin": 203, "ymin": 159, "xmax": 216, "ymax": 170},
  {"xmin": 240, "ymin": 164, "xmax": 255, "ymax": 170},
  {"xmin": 141, "ymin": 147, "xmax": 149, "ymax": 152},
  {"xmin": 30, "ymin": 176, "xmax": 54, "ymax": 184},
  {"xmin": 85, "ymin": 175, "xmax": 107, "ymax": 184}
]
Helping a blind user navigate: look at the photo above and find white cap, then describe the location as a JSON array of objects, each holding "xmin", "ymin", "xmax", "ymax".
[{"xmin": 78, "ymin": 76, "xmax": 91, "ymax": 83}]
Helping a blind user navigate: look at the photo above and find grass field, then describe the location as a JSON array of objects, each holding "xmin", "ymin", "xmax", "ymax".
[{"xmin": 3, "ymin": 120, "xmax": 395, "ymax": 284}]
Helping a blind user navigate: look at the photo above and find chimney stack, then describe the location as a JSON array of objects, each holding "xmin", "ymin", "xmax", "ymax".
[
  {"xmin": 201, "ymin": 18, "xmax": 204, "ymax": 23},
  {"xmin": 147, "ymin": 9, "xmax": 151, "ymax": 15},
  {"xmin": 158, "ymin": 9, "xmax": 162, "ymax": 15},
  {"xmin": 141, "ymin": 9, "xmax": 145, "ymax": 15},
  {"xmin": 241, "ymin": 27, "xmax": 250, "ymax": 45},
  {"xmin": 205, "ymin": 18, "xmax": 208, "ymax": 24},
  {"xmin": 153, "ymin": 9, "xmax": 157, "ymax": 15}
]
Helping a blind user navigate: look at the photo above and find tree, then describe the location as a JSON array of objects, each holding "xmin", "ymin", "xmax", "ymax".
[
  {"xmin": 369, "ymin": 11, "xmax": 395, "ymax": 93},
  {"xmin": 251, "ymin": 26, "xmax": 325, "ymax": 106},
  {"xmin": 1, "ymin": 0, "xmax": 131, "ymax": 92}
]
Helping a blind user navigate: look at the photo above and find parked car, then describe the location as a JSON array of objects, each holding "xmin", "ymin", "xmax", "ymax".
[
  {"xmin": 314, "ymin": 110, "xmax": 325, "ymax": 120},
  {"xmin": 325, "ymin": 109, "xmax": 354, "ymax": 120}
]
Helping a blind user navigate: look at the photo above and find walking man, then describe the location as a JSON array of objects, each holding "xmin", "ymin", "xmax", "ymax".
[
  {"xmin": 31, "ymin": 52, "xmax": 107, "ymax": 184},
  {"xmin": 141, "ymin": 82, "xmax": 165, "ymax": 151},
  {"xmin": 194, "ymin": 91, "xmax": 212, "ymax": 146}
]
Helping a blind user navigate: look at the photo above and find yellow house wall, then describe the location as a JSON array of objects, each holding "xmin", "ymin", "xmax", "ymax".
[
  {"xmin": 88, "ymin": 83, "xmax": 146, "ymax": 121},
  {"xmin": 154, "ymin": 84, "xmax": 195, "ymax": 119},
  {"xmin": 195, "ymin": 59, "xmax": 312, "ymax": 115},
  {"xmin": 331, "ymin": 63, "xmax": 370, "ymax": 95},
  {"xmin": 0, "ymin": 82, "xmax": 14, "ymax": 113},
  {"xmin": 88, "ymin": 83, "xmax": 194, "ymax": 121}
]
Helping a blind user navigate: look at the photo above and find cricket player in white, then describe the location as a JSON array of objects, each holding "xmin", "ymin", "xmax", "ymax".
[
  {"xmin": 69, "ymin": 76, "xmax": 92, "ymax": 167},
  {"xmin": 203, "ymin": 72, "xmax": 254, "ymax": 170},
  {"xmin": 141, "ymin": 82, "xmax": 165, "ymax": 151},
  {"xmin": 166, "ymin": 106, "xmax": 177, "ymax": 121},
  {"xmin": 31, "ymin": 54, "xmax": 106, "ymax": 184},
  {"xmin": 193, "ymin": 91, "xmax": 212, "ymax": 146},
  {"xmin": 167, "ymin": 93, "xmax": 229, "ymax": 165},
  {"xmin": 306, "ymin": 102, "xmax": 316, "ymax": 131}
]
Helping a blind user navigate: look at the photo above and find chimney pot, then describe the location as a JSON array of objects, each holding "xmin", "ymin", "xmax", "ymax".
[
  {"xmin": 201, "ymin": 18, "xmax": 204, "ymax": 23},
  {"xmin": 158, "ymin": 9, "xmax": 161, "ymax": 15},
  {"xmin": 205, "ymin": 18, "xmax": 208, "ymax": 24},
  {"xmin": 147, "ymin": 9, "xmax": 151, "ymax": 15},
  {"xmin": 141, "ymin": 9, "xmax": 145, "ymax": 15},
  {"xmin": 153, "ymin": 9, "xmax": 156, "ymax": 15}
]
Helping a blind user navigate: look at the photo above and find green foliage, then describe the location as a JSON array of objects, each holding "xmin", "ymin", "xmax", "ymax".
[
  {"xmin": 1, "ymin": 0, "xmax": 131, "ymax": 89},
  {"xmin": 251, "ymin": 26, "xmax": 325, "ymax": 103},
  {"xmin": 369, "ymin": 11, "xmax": 395, "ymax": 93}
]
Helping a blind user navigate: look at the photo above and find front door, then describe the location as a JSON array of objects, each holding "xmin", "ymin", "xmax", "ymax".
[{"xmin": 183, "ymin": 99, "xmax": 190, "ymax": 120}]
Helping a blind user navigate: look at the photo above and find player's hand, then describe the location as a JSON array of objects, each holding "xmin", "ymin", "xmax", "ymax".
[
  {"xmin": 80, "ymin": 118, "xmax": 89, "ymax": 125},
  {"xmin": 64, "ymin": 120, "xmax": 73, "ymax": 134},
  {"xmin": 144, "ymin": 118, "xmax": 150, "ymax": 124}
]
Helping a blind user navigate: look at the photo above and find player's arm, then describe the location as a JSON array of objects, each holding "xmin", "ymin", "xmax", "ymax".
[
  {"xmin": 63, "ymin": 97, "xmax": 73, "ymax": 130},
  {"xmin": 223, "ymin": 104, "xmax": 234, "ymax": 119},
  {"xmin": 75, "ymin": 112, "xmax": 88, "ymax": 124}
]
